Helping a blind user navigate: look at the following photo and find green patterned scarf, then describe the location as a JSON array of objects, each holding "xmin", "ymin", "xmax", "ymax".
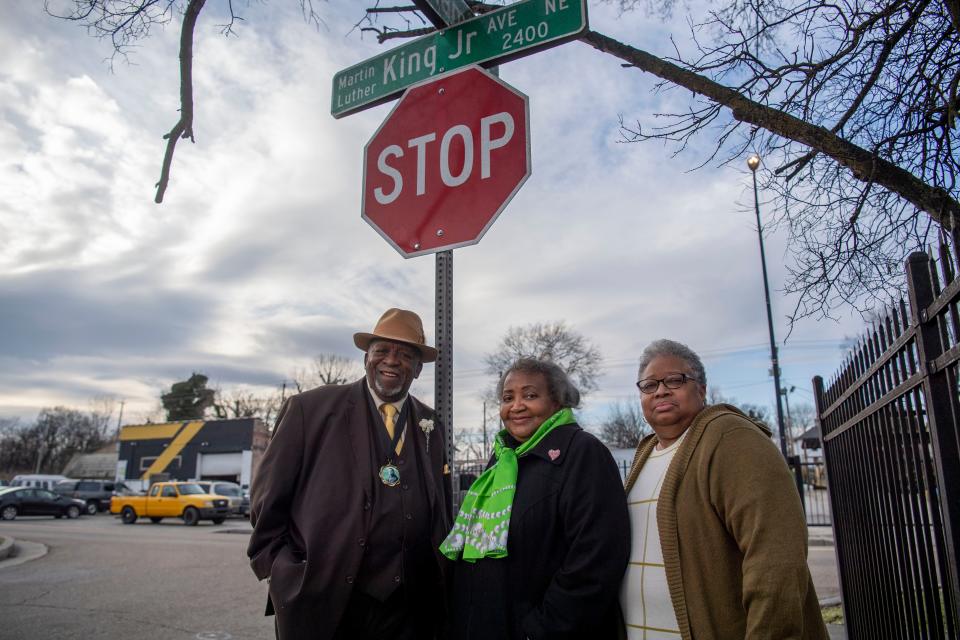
[{"xmin": 440, "ymin": 408, "xmax": 576, "ymax": 562}]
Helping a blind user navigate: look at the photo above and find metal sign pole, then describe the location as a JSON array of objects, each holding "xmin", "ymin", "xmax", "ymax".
[
  {"xmin": 435, "ymin": 250, "xmax": 454, "ymax": 507},
  {"xmin": 418, "ymin": 0, "xmax": 471, "ymax": 511}
]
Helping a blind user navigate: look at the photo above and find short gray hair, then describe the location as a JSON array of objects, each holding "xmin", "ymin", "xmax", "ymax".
[
  {"xmin": 637, "ymin": 339, "xmax": 707, "ymax": 387},
  {"xmin": 496, "ymin": 358, "xmax": 581, "ymax": 409}
]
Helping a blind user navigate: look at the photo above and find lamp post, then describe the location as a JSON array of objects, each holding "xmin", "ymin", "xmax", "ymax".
[
  {"xmin": 781, "ymin": 385, "xmax": 796, "ymax": 455},
  {"xmin": 747, "ymin": 154, "xmax": 789, "ymax": 460}
]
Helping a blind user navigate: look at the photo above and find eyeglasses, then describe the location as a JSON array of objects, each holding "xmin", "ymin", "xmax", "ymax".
[{"xmin": 636, "ymin": 373, "xmax": 700, "ymax": 395}]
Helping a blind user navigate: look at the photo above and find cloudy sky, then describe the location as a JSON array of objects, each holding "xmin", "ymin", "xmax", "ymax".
[{"xmin": 1, "ymin": 0, "xmax": 864, "ymax": 438}]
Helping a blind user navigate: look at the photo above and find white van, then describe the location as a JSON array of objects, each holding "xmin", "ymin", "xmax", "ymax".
[{"xmin": 10, "ymin": 474, "xmax": 68, "ymax": 491}]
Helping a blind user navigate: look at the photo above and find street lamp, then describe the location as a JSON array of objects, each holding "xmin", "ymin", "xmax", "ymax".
[
  {"xmin": 780, "ymin": 385, "xmax": 796, "ymax": 455},
  {"xmin": 747, "ymin": 154, "xmax": 789, "ymax": 460}
]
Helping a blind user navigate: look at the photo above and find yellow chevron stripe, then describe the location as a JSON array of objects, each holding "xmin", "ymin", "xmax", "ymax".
[
  {"xmin": 140, "ymin": 421, "xmax": 205, "ymax": 480},
  {"xmin": 120, "ymin": 422, "xmax": 182, "ymax": 441}
]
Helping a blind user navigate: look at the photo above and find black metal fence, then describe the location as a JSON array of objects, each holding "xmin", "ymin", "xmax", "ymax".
[
  {"xmin": 814, "ymin": 247, "xmax": 960, "ymax": 639},
  {"xmin": 794, "ymin": 461, "xmax": 832, "ymax": 527}
]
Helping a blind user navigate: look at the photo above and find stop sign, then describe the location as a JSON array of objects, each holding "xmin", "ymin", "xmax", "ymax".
[{"xmin": 362, "ymin": 66, "xmax": 530, "ymax": 257}]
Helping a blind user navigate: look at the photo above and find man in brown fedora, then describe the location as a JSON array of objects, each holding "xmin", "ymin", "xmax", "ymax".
[{"xmin": 248, "ymin": 308, "xmax": 453, "ymax": 640}]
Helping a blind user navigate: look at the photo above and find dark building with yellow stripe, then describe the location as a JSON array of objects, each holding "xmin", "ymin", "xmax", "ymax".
[{"xmin": 117, "ymin": 418, "xmax": 269, "ymax": 491}]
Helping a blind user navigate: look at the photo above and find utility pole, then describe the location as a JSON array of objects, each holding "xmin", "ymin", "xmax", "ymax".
[
  {"xmin": 482, "ymin": 401, "xmax": 488, "ymax": 459},
  {"xmin": 115, "ymin": 400, "xmax": 125, "ymax": 442},
  {"xmin": 780, "ymin": 386, "xmax": 795, "ymax": 455},
  {"xmin": 747, "ymin": 154, "xmax": 789, "ymax": 460}
]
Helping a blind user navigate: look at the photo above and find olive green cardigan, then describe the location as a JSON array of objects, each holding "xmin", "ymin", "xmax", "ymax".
[{"xmin": 624, "ymin": 404, "xmax": 828, "ymax": 640}]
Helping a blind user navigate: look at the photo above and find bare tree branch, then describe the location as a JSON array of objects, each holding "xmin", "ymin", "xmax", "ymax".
[
  {"xmin": 367, "ymin": 5, "xmax": 420, "ymax": 14},
  {"xmin": 290, "ymin": 353, "xmax": 363, "ymax": 392},
  {"xmin": 484, "ymin": 322, "xmax": 603, "ymax": 398},
  {"xmin": 154, "ymin": 0, "xmax": 206, "ymax": 203},
  {"xmin": 580, "ymin": 29, "xmax": 960, "ymax": 229},
  {"xmin": 598, "ymin": 400, "xmax": 650, "ymax": 448},
  {"xmin": 944, "ymin": 0, "xmax": 960, "ymax": 35}
]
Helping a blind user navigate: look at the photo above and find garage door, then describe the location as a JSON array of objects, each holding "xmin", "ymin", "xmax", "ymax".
[{"xmin": 198, "ymin": 452, "xmax": 243, "ymax": 477}]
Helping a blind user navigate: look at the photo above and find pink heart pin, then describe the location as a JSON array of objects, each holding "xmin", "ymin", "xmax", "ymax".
[{"xmin": 548, "ymin": 449, "xmax": 561, "ymax": 461}]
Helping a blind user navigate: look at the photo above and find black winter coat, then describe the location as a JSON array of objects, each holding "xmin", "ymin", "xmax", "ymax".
[{"xmin": 451, "ymin": 423, "xmax": 630, "ymax": 640}]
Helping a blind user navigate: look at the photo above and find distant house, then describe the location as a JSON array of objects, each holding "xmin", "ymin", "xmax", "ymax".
[
  {"xmin": 61, "ymin": 444, "xmax": 118, "ymax": 479},
  {"xmin": 795, "ymin": 424, "xmax": 823, "ymax": 463}
]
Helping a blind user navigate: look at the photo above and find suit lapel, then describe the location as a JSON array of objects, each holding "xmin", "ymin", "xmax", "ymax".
[
  {"xmin": 408, "ymin": 398, "xmax": 439, "ymax": 509},
  {"xmin": 345, "ymin": 379, "xmax": 374, "ymax": 505}
]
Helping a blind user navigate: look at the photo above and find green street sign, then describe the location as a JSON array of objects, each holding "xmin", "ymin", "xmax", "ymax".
[
  {"xmin": 331, "ymin": 0, "xmax": 588, "ymax": 118},
  {"xmin": 415, "ymin": 0, "xmax": 473, "ymax": 27}
]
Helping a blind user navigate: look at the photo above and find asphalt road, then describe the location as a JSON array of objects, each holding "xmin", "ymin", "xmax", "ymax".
[
  {"xmin": 0, "ymin": 513, "xmax": 843, "ymax": 640},
  {"xmin": 0, "ymin": 513, "xmax": 271, "ymax": 640}
]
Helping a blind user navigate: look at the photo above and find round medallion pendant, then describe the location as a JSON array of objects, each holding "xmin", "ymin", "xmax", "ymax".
[{"xmin": 379, "ymin": 463, "xmax": 401, "ymax": 487}]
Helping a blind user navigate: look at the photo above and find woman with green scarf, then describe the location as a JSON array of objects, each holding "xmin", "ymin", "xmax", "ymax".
[{"xmin": 441, "ymin": 358, "xmax": 630, "ymax": 640}]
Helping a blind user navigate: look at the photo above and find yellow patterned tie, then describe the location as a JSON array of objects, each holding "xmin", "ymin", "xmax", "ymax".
[
  {"xmin": 381, "ymin": 403, "xmax": 405, "ymax": 455},
  {"xmin": 381, "ymin": 403, "xmax": 398, "ymax": 440}
]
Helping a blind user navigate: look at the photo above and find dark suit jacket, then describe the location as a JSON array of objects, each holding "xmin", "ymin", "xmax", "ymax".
[{"xmin": 247, "ymin": 378, "xmax": 453, "ymax": 640}]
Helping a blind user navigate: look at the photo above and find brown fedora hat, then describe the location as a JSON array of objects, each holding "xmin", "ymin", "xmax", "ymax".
[{"xmin": 353, "ymin": 308, "xmax": 437, "ymax": 363}]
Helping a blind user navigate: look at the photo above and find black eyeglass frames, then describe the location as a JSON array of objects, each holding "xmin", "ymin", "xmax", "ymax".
[{"xmin": 636, "ymin": 373, "xmax": 700, "ymax": 394}]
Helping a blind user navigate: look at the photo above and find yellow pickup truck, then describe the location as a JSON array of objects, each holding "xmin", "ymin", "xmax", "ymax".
[{"xmin": 110, "ymin": 481, "xmax": 231, "ymax": 526}]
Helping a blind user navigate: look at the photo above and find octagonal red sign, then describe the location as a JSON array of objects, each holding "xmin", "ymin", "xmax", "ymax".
[{"xmin": 362, "ymin": 65, "xmax": 530, "ymax": 257}]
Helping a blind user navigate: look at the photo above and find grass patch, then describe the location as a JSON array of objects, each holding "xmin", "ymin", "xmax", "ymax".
[{"xmin": 821, "ymin": 605, "xmax": 844, "ymax": 625}]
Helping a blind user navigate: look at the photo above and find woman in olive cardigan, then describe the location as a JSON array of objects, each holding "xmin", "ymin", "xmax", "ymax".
[{"xmin": 622, "ymin": 339, "xmax": 828, "ymax": 640}]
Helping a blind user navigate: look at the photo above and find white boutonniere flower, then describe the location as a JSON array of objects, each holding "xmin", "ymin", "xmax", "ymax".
[{"xmin": 419, "ymin": 418, "xmax": 435, "ymax": 453}]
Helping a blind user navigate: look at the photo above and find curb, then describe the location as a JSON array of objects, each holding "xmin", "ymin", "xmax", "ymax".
[
  {"xmin": 0, "ymin": 536, "xmax": 13, "ymax": 560},
  {"xmin": 819, "ymin": 595, "xmax": 842, "ymax": 607},
  {"xmin": 0, "ymin": 539, "xmax": 47, "ymax": 569}
]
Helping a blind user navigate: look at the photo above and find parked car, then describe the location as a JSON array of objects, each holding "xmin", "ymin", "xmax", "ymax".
[
  {"xmin": 0, "ymin": 487, "xmax": 86, "ymax": 520},
  {"xmin": 10, "ymin": 474, "xmax": 68, "ymax": 491},
  {"xmin": 54, "ymin": 479, "xmax": 130, "ymax": 516},
  {"xmin": 194, "ymin": 481, "xmax": 249, "ymax": 516},
  {"xmin": 0, "ymin": 479, "xmax": 9, "ymax": 487},
  {"xmin": 110, "ymin": 481, "xmax": 230, "ymax": 526}
]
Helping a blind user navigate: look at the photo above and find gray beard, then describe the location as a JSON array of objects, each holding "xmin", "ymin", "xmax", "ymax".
[{"xmin": 373, "ymin": 376, "xmax": 403, "ymax": 400}]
